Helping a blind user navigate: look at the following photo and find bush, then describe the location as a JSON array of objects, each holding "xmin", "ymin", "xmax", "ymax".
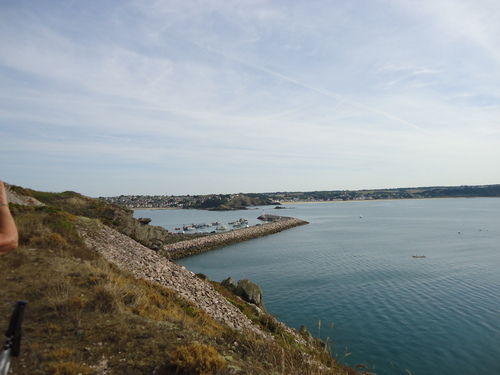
[
  {"xmin": 29, "ymin": 233, "xmax": 68, "ymax": 248},
  {"xmin": 168, "ymin": 343, "xmax": 227, "ymax": 375}
]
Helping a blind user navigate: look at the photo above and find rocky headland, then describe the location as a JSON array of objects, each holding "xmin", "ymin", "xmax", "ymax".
[{"xmin": 2, "ymin": 183, "xmax": 365, "ymax": 374}]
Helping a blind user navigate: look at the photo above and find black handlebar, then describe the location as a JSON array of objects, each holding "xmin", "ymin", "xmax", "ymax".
[{"xmin": 4, "ymin": 301, "xmax": 28, "ymax": 357}]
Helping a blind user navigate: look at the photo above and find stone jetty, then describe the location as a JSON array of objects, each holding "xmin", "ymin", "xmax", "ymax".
[{"xmin": 160, "ymin": 217, "xmax": 308, "ymax": 260}]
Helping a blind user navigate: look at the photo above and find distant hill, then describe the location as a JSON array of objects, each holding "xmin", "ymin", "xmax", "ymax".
[
  {"xmin": 266, "ymin": 184, "xmax": 500, "ymax": 202},
  {"xmin": 200, "ymin": 195, "xmax": 277, "ymax": 210}
]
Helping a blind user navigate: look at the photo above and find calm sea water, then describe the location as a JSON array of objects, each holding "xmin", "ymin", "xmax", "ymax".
[{"xmin": 135, "ymin": 198, "xmax": 500, "ymax": 375}]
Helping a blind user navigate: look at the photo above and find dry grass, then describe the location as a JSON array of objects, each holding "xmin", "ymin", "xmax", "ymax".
[
  {"xmin": 167, "ymin": 343, "xmax": 227, "ymax": 374},
  {"xmin": 1, "ymin": 192, "xmax": 368, "ymax": 375}
]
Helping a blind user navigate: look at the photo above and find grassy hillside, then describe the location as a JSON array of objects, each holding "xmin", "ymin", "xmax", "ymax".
[
  {"xmin": 11, "ymin": 187, "xmax": 209, "ymax": 250},
  {"xmin": 193, "ymin": 195, "xmax": 277, "ymax": 210},
  {"xmin": 1, "ymin": 188, "xmax": 367, "ymax": 375}
]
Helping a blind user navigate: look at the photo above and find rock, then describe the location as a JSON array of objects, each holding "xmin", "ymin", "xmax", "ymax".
[
  {"xmin": 5, "ymin": 183, "xmax": 45, "ymax": 206},
  {"xmin": 236, "ymin": 279, "xmax": 265, "ymax": 311},
  {"xmin": 221, "ymin": 277, "xmax": 237, "ymax": 290},
  {"xmin": 196, "ymin": 273, "xmax": 209, "ymax": 281},
  {"xmin": 138, "ymin": 218, "xmax": 152, "ymax": 225}
]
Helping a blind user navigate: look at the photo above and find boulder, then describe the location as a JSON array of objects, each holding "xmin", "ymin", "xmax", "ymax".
[
  {"xmin": 221, "ymin": 277, "xmax": 237, "ymax": 290},
  {"xmin": 196, "ymin": 273, "xmax": 209, "ymax": 281},
  {"xmin": 236, "ymin": 279, "xmax": 265, "ymax": 311}
]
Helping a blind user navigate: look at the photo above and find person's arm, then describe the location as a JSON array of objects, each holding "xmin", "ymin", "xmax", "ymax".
[{"xmin": 0, "ymin": 180, "xmax": 18, "ymax": 254}]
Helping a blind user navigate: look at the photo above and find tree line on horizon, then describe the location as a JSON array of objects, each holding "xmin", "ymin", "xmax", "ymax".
[{"xmin": 100, "ymin": 184, "xmax": 500, "ymax": 209}]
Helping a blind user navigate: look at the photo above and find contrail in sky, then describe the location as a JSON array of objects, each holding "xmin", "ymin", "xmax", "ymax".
[{"xmin": 193, "ymin": 40, "xmax": 439, "ymax": 137}]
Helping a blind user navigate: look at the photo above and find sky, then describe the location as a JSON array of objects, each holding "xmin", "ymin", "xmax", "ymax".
[{"xmin": 1, "ymin": 0, "xmax": 499, "ymax": 197}]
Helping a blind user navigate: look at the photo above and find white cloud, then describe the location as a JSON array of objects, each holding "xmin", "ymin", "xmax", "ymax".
[{"xmin": 1, "ymin": 0, "xmax": 499, "ymax": 196}]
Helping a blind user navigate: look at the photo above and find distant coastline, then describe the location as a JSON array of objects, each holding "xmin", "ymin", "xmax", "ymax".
[
  {"xmin": 283, "ymin": 196, "xmax": 478, "ymax": 204},
  {"xmin": 131, "ymin": 197, "xmax": 480, "ymax": 210},
  {"xmin": 131, "ymin": 207, "xmax": 178, "ymax": 210},
  {"xmin": 101, "ymin": 184, "xmax": 500, "ymax": 210}
]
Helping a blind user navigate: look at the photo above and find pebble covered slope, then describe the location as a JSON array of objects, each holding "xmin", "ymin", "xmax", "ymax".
[{"xmin": 77, "ymin": 219, "xmax": 265, "ymax": 334}]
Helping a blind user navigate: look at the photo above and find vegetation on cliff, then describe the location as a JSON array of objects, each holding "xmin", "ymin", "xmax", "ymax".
[
  {"xmin": 201, "ymin": 195, "xmax": 277, "ymax": 211},
  {"xmin": 11, "ymin": 186, "xmax": 213, "ymax": 251},
  {"xmin": 1, "ymin": 186, "xmax": 367, "ymax": 374},
  {"xmin": 101, "ymin": 193, "xmax": 278, "ymax": 210}
]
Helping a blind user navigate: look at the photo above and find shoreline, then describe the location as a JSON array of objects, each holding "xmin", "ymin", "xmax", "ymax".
[
  {"xmin": 160, "ymin": 218, "xmax": 308, "ymax": 260},
  {"xmin": 131, "ymin": 207, "xmax": 179, "ymax": 210},
  {"xmin": 130, "ymin": 196, "xmax": 483, "ymax": 211},
  {"xmin": 280, "ymin": 196, "xmax": 478, "ymax": 204}
]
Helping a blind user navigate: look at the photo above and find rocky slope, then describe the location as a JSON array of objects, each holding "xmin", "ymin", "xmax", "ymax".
[
  {"xmin": 76, "ymin": 218, "xmax": 307, "ymax": 345},
  {"xmin": 5, "ymin": 183, "xmax": 44, "ymax": 206}
]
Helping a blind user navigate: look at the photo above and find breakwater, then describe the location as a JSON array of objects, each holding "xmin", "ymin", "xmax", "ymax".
[{"xmin": 160, "ymin": 217, "xmax": 308, "ymax": 260}]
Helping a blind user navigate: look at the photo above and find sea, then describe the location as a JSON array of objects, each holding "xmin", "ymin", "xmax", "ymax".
[{"xmin": 134, "ymin": 198, "xmax": 500, "ymax": 375}]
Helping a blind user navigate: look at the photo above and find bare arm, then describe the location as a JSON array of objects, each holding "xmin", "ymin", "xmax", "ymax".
[{"xmin": 0, "ymin": 180, "xmax": 18, "ymax": 254}]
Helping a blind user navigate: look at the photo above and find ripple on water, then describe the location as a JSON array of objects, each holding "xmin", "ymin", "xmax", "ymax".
[{"xmin": 174, "ymin": 199, "xmax": 500, "ymax": 375}]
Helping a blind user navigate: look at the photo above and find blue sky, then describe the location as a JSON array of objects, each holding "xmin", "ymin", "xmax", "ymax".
[{"xmin": 1, "ymin": 0, "xmax": 499, "ymax": 197}]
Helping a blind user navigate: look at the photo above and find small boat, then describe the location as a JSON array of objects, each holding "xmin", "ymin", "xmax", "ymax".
[
  {"xmin": 193, "ymin": 223, "xmax": 210, "ymax": 228},
  {"xmin": 412, "ymin": 255, "xmax": 426, "ymax": 258},
  {"xmin": 216, "ymin": 225, "xmax": 228, "ymax": 231}
]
